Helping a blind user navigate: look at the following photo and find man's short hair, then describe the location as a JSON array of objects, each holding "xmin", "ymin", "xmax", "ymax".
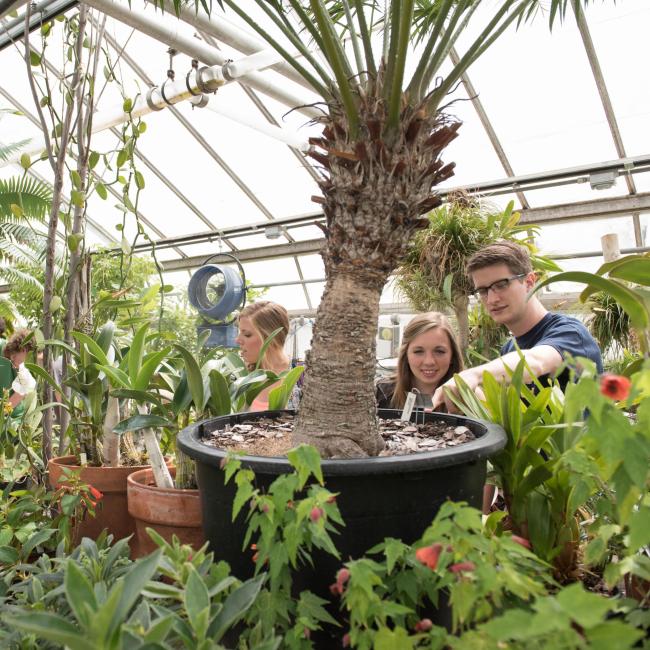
[{"xmin": 467, "ymin": 241, "xmax": 533, "ymax": 277}]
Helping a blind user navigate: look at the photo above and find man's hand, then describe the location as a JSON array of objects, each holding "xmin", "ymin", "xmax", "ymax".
[{"xmin": 432, "ymin": 369, "xmax": 480, "ymax": 413}]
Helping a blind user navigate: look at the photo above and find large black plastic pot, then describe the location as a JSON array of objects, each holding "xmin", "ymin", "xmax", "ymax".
[{"xmin": 179, "ymin": 409, "xmax": 505, "ymax": 585}]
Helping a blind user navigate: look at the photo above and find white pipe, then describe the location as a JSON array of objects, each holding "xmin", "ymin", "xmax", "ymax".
[
  {"xmin": 1, "ymin": 57, "xmax": 310, "ymax": 168},
  {"xmin": 204, "ymin": 101, "xmax": 309, "ymax": 152},
  {"xmin": 147, "ymin": 0, "xmax": 312, "ymax": 91},
  {"xmin": 84, "ymin": 0, "xmax": 319, "ymax": 118}
]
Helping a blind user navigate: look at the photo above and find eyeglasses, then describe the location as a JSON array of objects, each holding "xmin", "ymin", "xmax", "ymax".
[{"xmin": 473, "ymin": 273, "xmax": 527, "ymax": 299}]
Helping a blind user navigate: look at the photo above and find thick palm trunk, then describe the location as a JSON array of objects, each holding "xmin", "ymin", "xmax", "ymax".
[
  {"xmin": 293, "ymin": 270, "xmax": 385, "ymax": 457},
  {"xmin": 292, "ymin": 93, "xmax": 460, "ymax": 457},
  {"xmin": 453, "ymin": 293, "xmax": 470, "ymax": 353}
]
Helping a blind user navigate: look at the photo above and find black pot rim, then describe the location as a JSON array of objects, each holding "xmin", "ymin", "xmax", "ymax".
[{"xmin": 178, "ymin": 410, "xmax": 506, "ymax": 476}]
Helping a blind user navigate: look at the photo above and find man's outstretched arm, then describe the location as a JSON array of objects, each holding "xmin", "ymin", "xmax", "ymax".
[{"xmin": 432, "ymin": 345, "xmax": 563, "ymax": 411}]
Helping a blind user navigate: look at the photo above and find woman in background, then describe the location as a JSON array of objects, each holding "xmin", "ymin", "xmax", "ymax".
[
  {"xmin": 235, "ymin": 301, "xmax": 299, "ymax": 412},
  {"xmin": 376, "ymin": 312, "xmax": 463, "ymax": 410}
]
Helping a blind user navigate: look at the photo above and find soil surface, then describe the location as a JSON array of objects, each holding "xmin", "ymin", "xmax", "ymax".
[{"xmin": 202, "ymin": 413, "xmax": 476, "ymax": 457}]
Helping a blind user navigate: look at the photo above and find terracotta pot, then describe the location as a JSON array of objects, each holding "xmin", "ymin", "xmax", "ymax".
[
  {"xmin": 48, "ymin": 455, "xmax": 150, "ymax": 550},
  {"xmin": 127, "ymin": 467, "xmax": 204, "ymax": 558}
]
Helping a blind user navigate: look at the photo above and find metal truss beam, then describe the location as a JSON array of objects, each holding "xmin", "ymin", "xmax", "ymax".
[
  {"xmin": 519, "ymin": 192, "xmax": 650, "ymax": 224},
  {"xmin": 161, "ymin": 239, "xmax": 322, "ymax": 272}
]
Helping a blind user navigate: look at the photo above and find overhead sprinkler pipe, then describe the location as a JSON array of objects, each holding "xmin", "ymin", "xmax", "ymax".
[
  {"xmin": 83, "ymin": 0, "xmax": 319, "ymax": 119},
  {"xmin": 145, "ymin": 0, "xmax": 312, "ymax": 91}
]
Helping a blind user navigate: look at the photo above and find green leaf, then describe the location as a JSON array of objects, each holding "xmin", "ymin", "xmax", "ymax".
[
  {"xmin": 97, "ymin": 364, "xmax": 131, "ymax": 389},
  {"xmin": 268, "ymin": 365, "xmax": 303, "ymax": 411},
  {"xmin": 0, "ymin": 545, "xmax": 18, "ymax": 563},
  {"xmin": 108, "ymin": 550, "xmax": 162, "ymax": 637},
  {"xmin": 254, "ymin": 327, "xmax": 283, "ymax": 371},
  {"xmin": 128, "ymin": 322, "xmax": 149, "ymax": 383},
  {"xmin": 173, "ymin": 344, "xmax": 204, "ymax": 414},
  {"xmin": 208, "ymin": 574, "xmax": 265, "ymax": 642},
  {"xmin": 374, "ymin": 625, "xmax": 414, "ymax": 650},
  {"xmin": 184, "ymin": 565, "xmax": 210, "ymax": 632},
  {"xmin": 287, "ymin": 444, "xmax": 323, "ymax": 488},
  {"xmin": 65, "ymin": 559, "xmax": 98, "ymax": 628},
  {"xmin": 556, "ymin": 584, "xmax": 612, "ymax": 629},
  {"xmin": 135, "ymin": 171, "xmax": 145, "ymax": 190},
  {"xmin": 67, "ymin": 233, "xmax": 83, "ymax": 253},
  {"xmin": 70, "ymin": 169, "xmax": 82, "ymax": 189},
  {"xmin": 50, "ymin": 295, "xmax": 62, "ymax": 312},
  {"xmin": 207, "ymin": 369, "xmax": 231, "ymax": 416},
  {"xmin": 22, "ymin": 528, "xmax": 56, "ymax": 558},
  {"xmin": 113, "ymin": 414, "xmax": 176, "ymax": 434},
  {"xmin": 89, "ymin": 151, "xmax": 100, "ymax": 169},
  {"xmin": 71, "ymin": 330, "xmax": 111, "ymax": 367},
  {"xmin": 29, "ymin": 51, "xmax": 41, "ymax": 66},
  {"xmin": 135, "ymin": 347, "xmax": 170, "ymax": 392},
  {"xmin": 117, "ymin": 149, "xmax": 128, "ymax": 168},
  {"xmin": 70, "ymin": 190, "xmax": 85, "ymax": 208},
  {"xmin": 95, "ymin": 181, "xmax": 108, "ymax": 199},
  {"xmin": 10, "ymin": 203, "xmax": 23, "ymax": 217},
  {"xmin": 4, "ymin": 613, "xmax": 94, "ymax": 650},
  {"xmin": 123, "ymin": 97, "xmax": 133, "ymax": 113}
]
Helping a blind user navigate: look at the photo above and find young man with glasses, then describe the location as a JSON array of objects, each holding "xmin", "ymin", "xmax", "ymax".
[{"xmin": 432, "ymin": 240, "xmax": 602, "ymax": 412}]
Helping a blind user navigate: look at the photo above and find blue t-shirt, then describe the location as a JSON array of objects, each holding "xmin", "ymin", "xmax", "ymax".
[{"xmin": 500, "ymin": 312, "xmax": 603, "ymax": 390}]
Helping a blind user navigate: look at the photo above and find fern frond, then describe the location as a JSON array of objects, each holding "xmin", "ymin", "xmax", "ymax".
[
  {"xmin": 0, "ymin": 265, "xmax": 44, "ymax": 293},
  {"xmin": 0, "ymin": 297, "xmax": 19, "ymax": 322}
]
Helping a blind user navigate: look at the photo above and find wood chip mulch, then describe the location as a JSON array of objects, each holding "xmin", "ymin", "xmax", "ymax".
[{"xmin": 202, "ymin": 413, "xmax": 476, "ymax": 458}]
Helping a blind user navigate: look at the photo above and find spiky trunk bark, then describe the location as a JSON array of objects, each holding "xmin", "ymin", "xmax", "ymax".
[{"xmin": 292, "ymin": 91, "xmax": 460, "ymax": 457}]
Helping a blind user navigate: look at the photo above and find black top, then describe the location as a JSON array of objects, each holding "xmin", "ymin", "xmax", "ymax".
[{"xmin": 500, "ymin": 312, "xmax": 603, "ymax": 390}]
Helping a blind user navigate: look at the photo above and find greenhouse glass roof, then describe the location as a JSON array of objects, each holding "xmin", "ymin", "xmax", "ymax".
[{"xmin": 0, "ymin": 0, "xmax": 648, "ymax": 313}]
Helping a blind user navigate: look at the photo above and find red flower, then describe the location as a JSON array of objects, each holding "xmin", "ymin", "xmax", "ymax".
[
  {"xmin": 449, "ymin": 561, "xmax": 476, "ymax": 573},
  {"xmin": 89, "ymin": 486, "xmax": 103, "ymax": 500},
  {"xmin": 511, "ymin": 535, "xmax": 532, "ymax": 549},
  {"xmin": 329, "ymin": 582, "xmax": 342, "ymax": 596},
  {"xmin": 415, "ymin": 543, "xmax": 443, "ymax": 570},
  {"xmin": 310, "ymin": 506, "xmax": 324, "ymax": 523},
  {"xmin": 414, "ymin": 618, "xmax": 433, "ymax": 632},
  {"xmin": 303, "ymin": 628, "xmax": 311, "ymax": 639},
  {"xmin": 336, "ymin": 568, "xmax": 350, "ymax": 587},
  {"xmin": 342, "ymin": 633, "xmax": 351, "ymax": 647},
  {"xmin": 600, "ymin": 374, "xmax": 631, "ymax": 401},
  {"xmin": 252, "ymin": 552, "xmax": 259, "ymax": 563}
]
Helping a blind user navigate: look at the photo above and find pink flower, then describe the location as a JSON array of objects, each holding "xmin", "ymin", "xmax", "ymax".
[{"xmin": 310, "ymin": 506, "xmax": 324, "ymax": 522}]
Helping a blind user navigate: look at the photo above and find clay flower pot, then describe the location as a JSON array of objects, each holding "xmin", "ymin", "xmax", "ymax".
[
  {"xmin": 127, "ymin": 467, "xmax": 204, "ymax": 557},
  {"xmin": 48, "ymin": 455, "xmax": 151, "ymax": 551}
]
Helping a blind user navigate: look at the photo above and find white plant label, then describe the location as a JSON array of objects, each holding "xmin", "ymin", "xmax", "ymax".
[
  {"xmin": 79, "ymin": 452, "xmax": 87, "ymax": 466},
  {"xmin": 401, "ymin": 390, "xmax": 417, "ymax": 422}
]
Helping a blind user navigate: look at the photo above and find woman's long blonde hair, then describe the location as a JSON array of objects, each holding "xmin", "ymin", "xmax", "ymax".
[
  {"xmin": 390, "ymin": 312, "xmax": 463, "ymax": 408},
  {"xmin": 239, "ymin": 301, "xmax": 290, "ymax": 370}
]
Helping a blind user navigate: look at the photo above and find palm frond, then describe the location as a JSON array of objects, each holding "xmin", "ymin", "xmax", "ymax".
[
  {"xmin": 0, "ymin": 139, "xmax": 33, "ymax": 163},
  {"xmin": 0, "ymin": 176, "xmax": 52, "ymax": 222},
  {"xmin": 0, "ymin": 265, "xmax": 45, "ymax": 294},
  {"xmin": 0, "ymin": 297, "xmax": 19, "ymax": 323},
  {"xmin": 0, "ymin": 238, "xmax": 43, "ymax": 266}
]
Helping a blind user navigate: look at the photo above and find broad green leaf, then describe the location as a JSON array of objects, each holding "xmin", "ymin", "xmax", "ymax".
[
  {"xmin": 208, "ymin": 574, "xmax": 265, "ymax": 642},
  {"xmin": 184, "ymin": 566, "xmax": 210, "ymax": 632},
  {"xmin": 22, "ymin": 528, "xmax": 56, "ymax": 558},
  {"xmin": 108, "ymin": 550, "xmax": 162, "ymax": 637},
  {"xmin": 70, "ymin": 169, "xmax": 82, "ymax": 189},
  {"xmin": 4, "ymin": 613, "xmax": 94, "ymax": 650},
  {"xmin": 89, "ymin": 151, "xmax": 100, "ymax": 169},
  {"xmin": 173, "ymin": 344, "xmax": 204, "ymax": 415},
  {"xmin": 374, "ymin": 625, "xmax": 414, "ymax": 650},
  {"xmin": 70, "ymin": 190, "xmax": 85, "ymax": 207},
  {"xmin": 287, "ymin": 444, "xmax": 323, "ymax": 487},
  {"xmin": 128, "ymin": 322, "xmax": 150, "ymax": 384},
  {"xmin": 96, "ymin": 364, "xmax": 131, "ymax": 389},
  {"xmin": 207, "ymin": 369, "xmax": 231, "ymax": 416},
  {"xmin": 268, "ymin": 365, "xmax": 304, "ymax": 411},
  {"xmin": 71, "ymin": 330, "xmax": 110, "ymax": 366},
  {"xmin": 0, "ymin": 545, "xmax": 18, "ymax": 563},
  {"xmin": 135, "ymin": 347, "xmax": 171, "ymax": 391},
  {"xmin": 95, "ymin": 181, "xmax": 108, "ymax": 200},
  {"xmin": 65, "ymin": 560, "xmax": 98, "ymax": 628},
  {"xmin": 113, "ymin": 414, "xmax": 176, "ymax": 434}
]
